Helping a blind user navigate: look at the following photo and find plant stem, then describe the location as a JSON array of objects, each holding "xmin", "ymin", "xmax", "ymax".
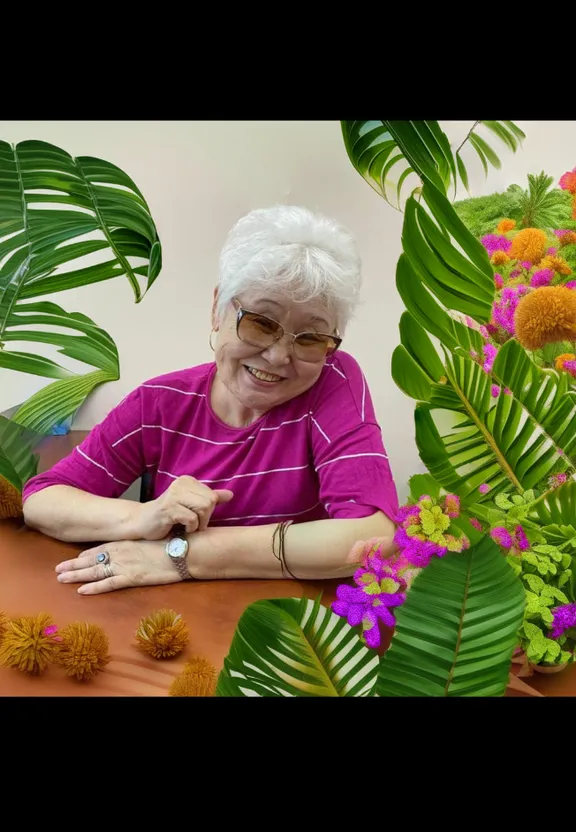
[{"xmin": 455, "ymin": 121, "xmax": 481, "ymax": 157}]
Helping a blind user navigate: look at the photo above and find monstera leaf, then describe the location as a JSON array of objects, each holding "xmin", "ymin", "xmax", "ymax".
[
  {"xmin": 342, "ymin": 120, "xmax": 525, "ymax": 209},
  {"xmin": 0, "ymin": 139, "xmax": 160, "ymax": 430},
  {"xmin": 216, "ymin": 596, "xmax": 379, "ymax": 697},
  {"xmin": 377, "ymin": 535, "xmax": 525, "ymax": 696},
  {"xmin": 413, "ymin": 340, "xmax": 575, "ymax": 506}
]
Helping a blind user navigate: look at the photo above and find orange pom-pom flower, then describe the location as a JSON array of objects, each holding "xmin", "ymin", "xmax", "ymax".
[
  {"xmin": 515, "ymin": 286, "xmax": 576, "ymax": 350},
  {"xmin": 169, "ymin": 657, "xmax": 218, "ymax": 696},
  {"xmin": 0, "ymin": 476, "xmax": 23, "ymax": 520},
  {"xmin": 55, "ymin": 622, "xmax": 111, "ymax": 681},
  {"xmin": 136, "ymin": 609, "xmax": 189, "ymax": 659},
  {"xmin": 497, "ymin": 218, "xmax": 516, "ymax": 234},
  {"xmin": 510, "ymin": 228, "xmax": 548, "ymax": 264},
  {"xmin": 0, "ymin": 610, "xmax": 9, "ymax": 644},
  {"xmin": 491, "ymin": 251, "xmax": 510, "ymax": 266},
  {"xmin": 539, "ymin": 255, "xmax": 572, "ymax": 276},
  {"xmin": 559, "ymin": 231, "xmax": 576, "ymax": 248},
  {"xmin": 0, "ymin": 613, "xmax": 60, "ymax": 675}
]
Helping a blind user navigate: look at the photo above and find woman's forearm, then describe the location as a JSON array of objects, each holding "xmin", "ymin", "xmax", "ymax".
[
  {"xmin": 23, "ymin": 486, "xmax": 142, "ymax": 543},
  {"xmin": 188, "ymin": 511, "xmax": 396, "ymax": 580}
]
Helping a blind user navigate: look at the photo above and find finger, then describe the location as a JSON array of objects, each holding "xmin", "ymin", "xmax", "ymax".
[
  {"xmin": 214, "ymin": 489, "xmax": 234, "ymax": 504},
  {"xmin": 169, "ymin": 506, "xmax": 200, "ymax": 533},
  {"xmin": 55, "ymin": 546, "xmax": 111, "ymax": 573},
  {"xmin": 57, "ymin": 564, "xmax": 108, "ymax": 584},
  {"xmin": 78, "ymin": 574, "xmax": 131, "ymax": 595}
]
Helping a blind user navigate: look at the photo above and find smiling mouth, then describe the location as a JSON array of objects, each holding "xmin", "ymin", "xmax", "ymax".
[{"xmin": 245, "ymin": 366, "xmax": 286, "ymax": 383}]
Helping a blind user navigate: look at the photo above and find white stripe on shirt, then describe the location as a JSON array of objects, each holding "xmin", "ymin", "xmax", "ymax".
[
  {"xmin": 76, "ymin": 447, "xmax": 132, "ymax": 485},
  {"xmin": 315, "ymin": 452, "xmax": 388, "ymax": 471}
]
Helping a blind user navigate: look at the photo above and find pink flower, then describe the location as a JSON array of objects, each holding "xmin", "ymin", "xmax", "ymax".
[
  {"xmin": 530, "ymin": 268, "xmax": 554, "ymax": 288},
  {"xmin": 482, "ymin": 343, "xmax": 498, "ymax": 374},
  {"xmin": 521, "ymin": 261, "xmax": 532, "ymax": 270},
  {"xmin": 470, "ymin": 518, "xmax": 483, "ymax": 531},
  {"xmin": 491, "ymin": 384, "xmax": 500, "ymax": 397},
  {"xmin": 565, "ymin": 281, "xmax": 576, "ymax": 290},
  {"xmin": 504, "ymin": 388, "xmax": 512, "ymax": 395},
  {"xmin": 43, "ymin": 625, "xmax": 58, "ymax": 636},
  {"xmin": 444, "ymin": 494, "xmax": 460, "ymax": 518},
  {"xmin": 554, "ymin": 229, "xmax": 571, "ymax": 238},
  {"xmin": 494, "ymin": 273, "xmax": 503, "ymax": 289},
  {"xmin": 510, "ymin": 269, "xmax": 521, "ymax": 279},
  {"xmin": 549, "ymin": 472, "xmax": 568, "ymax": 489},
  {"xmin": 491, "ymin": 526, "xmax": 513, "ymax": 548},
  {"xmin": 547, "ymin": 247, "xmax": 558, "ymax": 256},
  {"xmin": 479, "ymin": 484, "xmax": 491, "ymax": 495},
  {"xmin": 514, "ymin": 525, "xmax": 530, "ymax": 552},
  {"xmin": 479, "ymin": 326, "xmax": 489, "ymax": 338}
]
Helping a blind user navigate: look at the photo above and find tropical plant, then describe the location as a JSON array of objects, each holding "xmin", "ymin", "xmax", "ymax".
[
  {"xmin": 0, "ymin": 138, "xmax": 162, "ymax": 514},
  {"xmin": 216, "ymin": 532, "xmax": 525, "ymax": 697},
  {"xmin": 454, "ymin": 173, "xmax": 575, "ymax": 238}
]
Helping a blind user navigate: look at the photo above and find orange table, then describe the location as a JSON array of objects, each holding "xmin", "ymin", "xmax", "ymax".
[{"xmin": 0, "ymin": 518, "xmax": 340, "ymax": 696}]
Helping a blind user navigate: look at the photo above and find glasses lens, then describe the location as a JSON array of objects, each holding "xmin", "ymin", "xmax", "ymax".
[
  {"xmin": 294, "ymin": 333, "xmax": 339, "ymax": 362},
  {"xmin": 238, "ymin": 312, "xmax": 282, "ymax": 347}
]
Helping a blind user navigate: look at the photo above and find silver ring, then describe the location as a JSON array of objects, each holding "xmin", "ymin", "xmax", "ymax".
[
  {"xmin": 96, "ymin": 551, "xmax": 110, "ymax": 565},
  {"xmin": 103, "ymin": 563, "xmax": 113, "ymax": 579}
]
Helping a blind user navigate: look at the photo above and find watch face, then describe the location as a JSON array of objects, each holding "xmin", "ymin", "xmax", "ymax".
[{"xmin": 167, "ymin": 537, "xmax": 188, "ymax": 558}]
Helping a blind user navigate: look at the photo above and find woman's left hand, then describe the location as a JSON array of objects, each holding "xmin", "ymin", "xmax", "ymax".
[{"xmin": 55, "ymin": 539, "xmax": 181, "ymax": 595}]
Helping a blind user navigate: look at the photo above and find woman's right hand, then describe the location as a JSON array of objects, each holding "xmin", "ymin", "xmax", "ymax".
[{"xmin": 135, "ymin": 476, "xmax": 234, "ymax": 540}]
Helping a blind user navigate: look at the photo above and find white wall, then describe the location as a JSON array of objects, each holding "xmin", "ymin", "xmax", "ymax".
[{"xmin": 1, "ymin": 120, "xmax": 574, "ymax": 499}]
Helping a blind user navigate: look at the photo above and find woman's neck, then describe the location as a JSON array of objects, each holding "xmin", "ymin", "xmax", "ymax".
[{"xmin": 210, "ymin": 371, "xmax": 268, "ymax": 428}]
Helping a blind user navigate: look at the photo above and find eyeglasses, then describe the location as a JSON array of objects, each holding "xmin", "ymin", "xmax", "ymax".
[{"xmin": 232, "ymin": 299, "xmax": 342, "ymax": 363}]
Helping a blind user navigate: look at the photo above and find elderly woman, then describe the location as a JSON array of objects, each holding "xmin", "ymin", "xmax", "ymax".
[{"xmin": 22, "ymin": 205, "xmax": 398, "ymax": 595}]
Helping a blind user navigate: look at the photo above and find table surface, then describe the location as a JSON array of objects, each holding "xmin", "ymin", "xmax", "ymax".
[{"xmin": 2, "ymin": 432, "xmax": 574, "ymax": 697}]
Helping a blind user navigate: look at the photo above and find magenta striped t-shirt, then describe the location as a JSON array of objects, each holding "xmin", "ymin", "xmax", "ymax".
[{"xmin": 23, "ymin": 351, "xmax": 398, "ymax": 526}]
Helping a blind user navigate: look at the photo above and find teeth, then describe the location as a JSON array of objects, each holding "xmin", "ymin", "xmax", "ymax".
[{"xmin": 247, "ymin": 367, "xmax": 283, "ymax": 382}]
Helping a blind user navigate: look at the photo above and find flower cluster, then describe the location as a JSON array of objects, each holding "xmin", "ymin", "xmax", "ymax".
[
  {"xmin": 332, "ymin": 494, "xmax": 469, "ymax": 649},
  {"xmin": 490, "ymin": 524, "xmax": 529, "ymax": 554},
  {"xmin": 550, "ymin": 603, "xmax": 576, "ymax": 640}
]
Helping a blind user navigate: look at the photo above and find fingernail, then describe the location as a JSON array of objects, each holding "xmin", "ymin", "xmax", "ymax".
[{"xmin": 57, "ymin": 574, "xmax": 66, "ymax": 582}]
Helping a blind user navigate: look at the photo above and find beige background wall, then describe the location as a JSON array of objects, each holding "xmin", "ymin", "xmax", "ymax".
[{"xmin": 1, "ymin": 120, "xmax": 573, "ymax": 499}]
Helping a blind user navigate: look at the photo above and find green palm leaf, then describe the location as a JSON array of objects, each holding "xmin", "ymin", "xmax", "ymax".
[
  {"xmin": 216, "ymin": 595, "xmax": 379, "ymax": 697},
  {"xmin": 414, "ymin": 341, "xmax": 574, "ymax": 506},
  {"xmin": 342, "ymin": 120, "xmax": 524, "ymax": 209},
  {"xmin": 377, "ymin": 535, "xmax": 525, "ymax": 696},
  {"xmin": 0, "ymin": 414, "xmax": 41, "ymax": 492},
  {"xmin": 0, "ymin": 140, "xmax": 162, "ymax": 310}
]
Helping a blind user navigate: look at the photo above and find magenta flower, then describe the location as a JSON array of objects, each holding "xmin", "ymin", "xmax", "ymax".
[
  {"xmin": 554, "ymin": 229, "xmax": 571, "ymax": 238},
  {"xmin": 479, "ymin": 325, "xmax": 489, "ymax": 338},
  {"xmin": 509, "ymin": 269, "xmax": 521, "ymax": 279},
  {"xmin": 494, "ymin": 273, "xmax": 503, "ymax": 289},
  {"xmin": 491, "ymin": 527, "xmax": 513, "ymax": 548},
  {"xmin": 521, "ymin": 261, "xmax": 532, "ymax": 270},
  {"xmin": 547, "ymin": 247, "xmax": 558, "ymax": 256},
  {"xmin": 550, "ymin": 603, "xmax": 576, "ymax": 639},
  {"xmin": 514, "ymin": 525, "xmax": 530, "ymax": 552},
  {"xmin": 43, "ymin": 625, "xmax": 59, "ymax": 636},
  {"xmin": 393, "ymin": 527, "xmax": 446, "ymax": 568},
  {"xmin": 565, "ymin": 281, "xmax": 576, "ymax": 290},
  {"xmin": 479, "ymin": 483, "xmax": 491, "ymax": 494},
  {"xmin": 530, "ymin": 268, "xmax": 554, "ymax": 288},
  {"xmin": 395, "ymin": 504, "xmax": 420, "ymax": 526},
  {"xmin": 504, "ymin": 387, "xmax": 512, "ymax": 395},
  {"xmin": 469, "ymin": 517, "xmax": 483, "ymax": 531},
  {"xmin": 444, "ymin": 494, "xmax": 460, "ymax": 518},
  {"xmin": 482, "ymin": 343, "xmax": 498, "ymax": 373},
  {"xmin": 549, "ymin": 472, "xmax": 568, "ymax": 489},
  {"xmin": 332, "ymin": 557, "xmax": 406, "ymax": 649},
  {"xmin": 482, "ymin": 234, "xmax": 512, "ymax": 255},
  {"xmin": 564, "ymin": 360, "xmax": 576, "ymax": 378},
  {"xmin": 491, "ymin": 384, "xmax": 500, "ymax": 397}
]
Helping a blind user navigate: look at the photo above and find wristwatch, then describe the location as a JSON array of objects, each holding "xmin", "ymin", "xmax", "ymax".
[{"xmin": 165, "ymin": 526, "xmax": 192, "ymax": 581}]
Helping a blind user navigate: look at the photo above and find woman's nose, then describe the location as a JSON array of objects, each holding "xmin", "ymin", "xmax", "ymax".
[{"xmin": 262, "ymin": 336, "xmax": 292, "ymax": 365}]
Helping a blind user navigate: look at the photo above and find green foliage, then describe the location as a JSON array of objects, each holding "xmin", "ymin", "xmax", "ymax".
[
  {"xmin": 377, "ymin": 535, "xmax": 525, "ymax": 696},
  {"xmin": 0, "ymin": 138, "xmax": 162, "ymax": 441},
  {"xmin": 216, "ymin": 595, "xmax": 379, "ymax": 697},
  {"xmin": 453, "ymin": 173, "xmax": 574, "ymax": 237},
  {"xmin": 454, "ymin": 188, "xmax": 523, "ymax": 238},
  {"xmin": 0, "ymin": 415, "xmax": 42, "ymax": 492}
]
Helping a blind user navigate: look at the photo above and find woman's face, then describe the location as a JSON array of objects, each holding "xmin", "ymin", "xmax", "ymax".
[{"xmin": 212, "ymin": 289, "xmax": 338, "ymax": 415}]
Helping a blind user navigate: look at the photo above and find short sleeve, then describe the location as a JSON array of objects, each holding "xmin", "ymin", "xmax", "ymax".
[
  {"xmin": 22, "ymin": 387, "xmax": 146, "ymax": 502},
  {"xmin": 309, "ymin": 354, "xmax": 398, "ymax": 522}
]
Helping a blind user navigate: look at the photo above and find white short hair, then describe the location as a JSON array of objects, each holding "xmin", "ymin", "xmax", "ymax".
[{"xmin": 217, "ymin": 205, "xmax": 362, "ymax": 333}]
